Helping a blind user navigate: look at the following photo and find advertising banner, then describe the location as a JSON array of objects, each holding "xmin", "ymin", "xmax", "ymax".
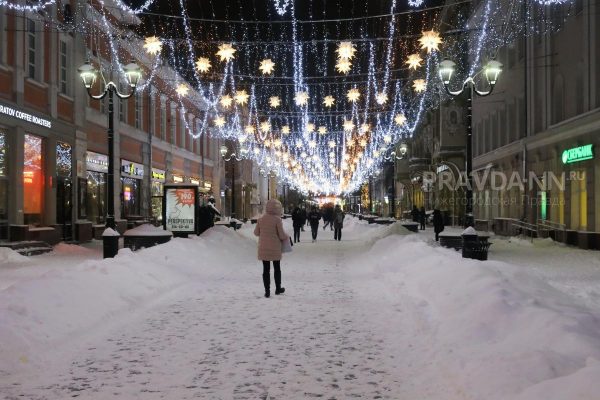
[{"xmin": 163, "ymin": 185, "xmax": 198, "ymax": 234}]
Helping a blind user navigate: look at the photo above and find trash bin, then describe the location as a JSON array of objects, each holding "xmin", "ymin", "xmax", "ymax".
[
  {"xmin": 102, "ymin": 228, "xmax": 121, "ymax": 259},
  {"xmin": 461, "ymin": 227, "xmax": 490, "ymax": 260}
]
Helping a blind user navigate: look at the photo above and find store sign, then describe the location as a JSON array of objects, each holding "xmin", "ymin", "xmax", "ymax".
[
  {"xmin": 172, "ymin": 175, "xmax": 184, "ymax": 183},
  {"xmin": 152, "ymin": 168, "xmax": 166, "ymax": 182},
  {"xmin": 121, "ymin": 160, "xmax": 144, "ymax": 179},
  {"xmin": 86, "ymin": 151, "xmax": 109, "ymax": 173},
  {"xmin": 562, "ymin": 144, "xmax": 593, "ymax": 164},
  {"xmin": 436, "ymin": 164, "xmax": 449, "ymax": 174},
  {"xmin": 189, "ymin": 178, "xmax": 200, "ymax": 185},
  {"xmin": 0, "ymin": 103, "xmax": 52, "ymax": 128},
  {"xmin": 164, "ymin": 186, "xmax": 197, "ymax": 233}
]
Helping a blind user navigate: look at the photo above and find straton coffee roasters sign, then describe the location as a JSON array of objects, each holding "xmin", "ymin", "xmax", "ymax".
[{"xmin": 0, "ymin": 104, "xmax": 52, "ymax": 128}]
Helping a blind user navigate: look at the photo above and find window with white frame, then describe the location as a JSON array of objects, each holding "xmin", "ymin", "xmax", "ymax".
[
  {"xmin": 160, "ymin": 98, "xmax": 167, "ymax": 140},
  {"xmin": 27, "ymin": 18, "xmax": 37, "ymax": 79},
  {"xmin": 134, "ymin": 91, "xmax": 142, "ymax": 130},
  {"xmin": 179, "ymin": 112, "xmax": 186, "ymax": 149},
  {"xmin": 170, "ymin": 105, "xmax": 176, "ymax": 143},
  {"xmin": 59, "ymin": 39, "xmax": 70, "ymax": 95}
]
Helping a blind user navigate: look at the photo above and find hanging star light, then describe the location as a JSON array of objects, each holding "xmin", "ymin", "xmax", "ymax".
[
  {"xmin": 306, "ymin": 123, "xmax": 315, "ymax": 133},
  {"xmin": 143, "ymin": 36, "xmax": 162, "ymax": 55},
  {"xmin": 216, "ymin": 43, "xmax": 236, "ymax": 62},
  {"xmin": 295, "ymin": 91, "xmax": 309, "ymax": 106},
  {"xmin": 259, "ymin": 59, "xmax": 275, "ymax": 75},
  {"xmin": 282, "ymin": 125, "xmax": 291, "ymax": 135},
  {"xmin": 359, "ymin": 138, "xmax": 368, "ymax": 147},
  {"xmin": 274, "ymin": 138, "xmax": 283, "ymax": 147},
  {"xmin": 405, "ymin": 53, "xmax": 423, "ymax": 70},
  {"xmin": 418, "ymin": 30, "xmax": 443, "ymax": 54},
  {"xmin": 323, "ymin": 95, "xmax": 335, "ymax": 108},
  {"xmin": 176, "ymin": 84, "xmax": 189, "ymax": 97},
  {"xmin": 214, "ymin": 116, "xmax": 225, "ymax": 128},
  {"xmin": 360, "ymin": 123, "xmax": 370, "ymax": 134},
  {"xmin": 235, "ymin": 90, "xmax": 249, "ymax": 105},
  {"xmin": 269, "ymin": 96, "xmax": 281, "ymax": 108},
  {"xmin": 343, "ymin": 119, "xmax": 355, "ymax": 131},
  {"xmin": 335, "ymin": 59, "xmax": 352, "ymax": 74},
  {"xmin": 337, "ymin": 41, "xmax": 357, "ymax": 60},
  {"xmin": 383, "ymin": 135, "xmax": 392, "ymax": 144},
  {"xmin": 395, "ymin": 113, "xmax": 407, "ymax": 126},
  {"xmin": 375, "ymin": 92, "xmax": 388, "ymax": 105},
  {"xmin": 245, "ymin": 124, "xmax": 255, "ymax": 134},
  {"xmin": 328, "ymin": 140, "xmax": 336, "ymax": 149},
  {"xmin": 308, "ymin": 140, "xmax": 317, "ymax": 148},
  {"xmin": 220, "ymin": 95, "xmax": 233, "ymax": 108},
  {"xmin": 318, "ymin": 126, "xmax": 327, "ymax": 135},
  {"xmin": 259, "ymin": 120, "xmax": 271, "ymax": 133},
  {"xmin": 195, "ymin": 57, "xmax": 211, "ymax": 73},
  {"xmin": 413, "ymin": 79, "xmax": 427, "ymax": 93},
  {"xmin": 347, "ymin": 88, "xmax": 360, "ymax": 102}
]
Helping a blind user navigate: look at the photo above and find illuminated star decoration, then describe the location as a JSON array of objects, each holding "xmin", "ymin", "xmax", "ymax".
[
  {"xmin": 337, "ymin": 41, "xmax": 357, "ymax": 60},
  {"xmin": 413, "ymin": 79, "xmax": 427, "ymax": 93},
  {"xmin": 395, "ymin": 113, "xmax": 407, "ymax": 126},
  {"xmin": 360, "ymin": 123, "xmax": 370, "ymax": 134},
  {"xmin": 306, "ymin": 123, "xmax": 315, "ymax": 132},
  {"xmin": 323, "ymin": 95, "xmax": 335, "ymax": 108},
  {"xmin": 335, "ymin": 59, "xmax": 352, "ymax": 74},
  {"xmin": 220, "ymin": 95, "xmax": 233, "ymax": 108},
  {"xmin": 245, "ymin": 124, "xmax": 255, "ymax": 134},
  {"xmin": 214, "ymin": 116, "xmax": 225, "ymax": 127},
  {"xmin": 383, "ymin": 135, "xmax": 392, "ymax": 144},
  {"xmin": 408, "ymin": 0, "xmax": 425, "ymax": 6},
  {"xmin": 143, "ymin": 36, "xmax": 162, "ymax": 55},
  {"xmin": 328, "ymin": 140, "xmax": 336, "ymax": 149},
  {"xmin": 235, "ymin": 90, "xmax": 249, "ymax": 105},
  {"xmin": 318, "ymin": 126, "xmax": 327, "ymax": 135},
  {"xmin": 347, "ymin": 88, "xmax": 360, "ymax": 102},
  {"xmin": 405, "ymin": 53, "xmax": 423, "ymax": 70},
  {"xmin": 295, "ymin": 91, "xmax": 309, "ymax": 106},
  {"xmin": 281, "ymin": 125, "xmax": 291, "ymax": 135},
  {"xmin": 176, "ymin": 84, "xmax": 189, "ymax": 97},
  {"xmin": 343, "ymin": 119, "xmax": 355, "ymax": 131},
  {"xmin": 216, "ymin": 43, "xmax": 236, "ymax": 62},
  {"xmin": 259, "ymin": 59, "xmax": 276, "ymax": 75},
  {"xmin": 269, "ymin": 96, "xmax": 281, "ymax": 108},
  {"xmin": 195, "ymin": 57, "xmax": 211, "ymax": 73},
  {"xmin": 375, "ymin": 92, "xmax": 388, "ymax": 105},
  {"xmin": 260, "ymin": 120, "xmax": 271, "ymax": 133},
  {"xmin": 418, "ymin": 30, "xmax": 443, "ymax": 54}
]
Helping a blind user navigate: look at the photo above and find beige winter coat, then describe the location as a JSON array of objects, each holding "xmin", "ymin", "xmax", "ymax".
[{"xmin": 254, "ymin": 199, "xmax": 289, "ymax": 261}]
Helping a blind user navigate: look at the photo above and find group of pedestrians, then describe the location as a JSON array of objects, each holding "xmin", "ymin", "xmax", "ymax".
[{"xmin": 291, "ymin": 204, "xmax": 345, "ymax": 243}]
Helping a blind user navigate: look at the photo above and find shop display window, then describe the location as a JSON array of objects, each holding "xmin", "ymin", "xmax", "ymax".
[
  {"xmin": 86, "ymin": 171, "xmax": 106, "ymax": 223},
  {"xmin": 121, "ymin": 177, "xmax": 141, "ymax": 217},
  {"xmin": 24, "ymin": 134, "xmax": 44, "ymax": 226}
]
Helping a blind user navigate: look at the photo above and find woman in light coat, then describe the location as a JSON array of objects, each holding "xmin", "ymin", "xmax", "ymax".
[{"xmin": 253, "ymin": 199, "xmax": 289, "ymax": 298}]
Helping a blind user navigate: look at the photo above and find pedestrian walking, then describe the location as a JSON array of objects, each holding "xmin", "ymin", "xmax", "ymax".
[
  {"xmin": 333, "ymin": 204, "xmax": 345, "ymax": 241},
  {"xmin": 323, "ymin": 204, "xmax": 334, "ymax": 231},
  {"xmin": 253, "ymin": 199, "xmax": 289, "ymax": 298},
  {"xmin": 300, "ymin": 207, "xmax": 307, "ymax": 232},
  {"xmin": 419, "ymin": 206, "xmax": 426, "ymax": 230},
  {"xmin": 411, "ymin": 206, "xmax": 419, "ymax": 222},
  {"xmin": 291, "ymin": 206, "xmax": 303, "ymax": 243},
  {"xmin": 308, "ymin": 206, "xmax": 321, "ymax": 242},
  {"xmin": 433, "ymin": 209, "xmax": 444, "ymax": 241}
]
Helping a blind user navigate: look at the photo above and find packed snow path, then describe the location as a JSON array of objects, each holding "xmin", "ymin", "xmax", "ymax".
[{"xmin": 2, "ymin": 218, "xmax": 600, "ymax": 399}]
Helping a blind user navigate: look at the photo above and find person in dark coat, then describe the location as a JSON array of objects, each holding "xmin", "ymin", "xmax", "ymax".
[
  {"xmin": 332, "ymin": 204, "xmax": 345, "ymax": 241},
  {"xmin": 411, "ymin": 206, "xmax": 419, "ymax": 222},
  {"xmin": 433, "ymin": 209, "xmax": 444, "ymax": 241},
  {"xmin": 419, "ymin": 206, "xmax": 426, "ymax": 230},
  {"xmin": 323, "ymin": 204, "xmax": 334, "ymax": 230},
  {"xmin": 300, "ymin": 207, "xmax": 307, "ymax": 231},
  {"xmin": 291, "ymin": 206, "xmax": 303, "ymax": 243},
  {"xmin": 308, "ymin": 206, "xmax": 321, "ymax": 242}
]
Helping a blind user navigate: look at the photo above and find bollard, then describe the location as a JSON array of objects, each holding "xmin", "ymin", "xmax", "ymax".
[{"xmin": 103, "ymin": 235, "xmax": 119, "ymax": 258}]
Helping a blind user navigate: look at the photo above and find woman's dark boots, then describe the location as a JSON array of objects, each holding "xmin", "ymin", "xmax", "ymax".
[
  {"xmin": 263, "ymin": 272, "xmax": 270, "ymax": 298},
  {"xmin": 274, "ymin": 268, "xmax": 285, "ymax": 295}
]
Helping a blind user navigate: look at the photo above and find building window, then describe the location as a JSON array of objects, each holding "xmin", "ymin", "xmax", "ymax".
[
  {"xmin": 180, "ymin": 112, "xmax": 186, "ymax": 148},
  {"xmin": 24, "ymin": 134, "xmax": 44, "ymax": 226},
  {"xmin": 160, "ymin": 103, "xmax": 167, "ymax": 140},
  {"xmin": 170, "ymin": 106, "xmax": 176, "ymax": 144},
  {"xmin": 27, "ymin": 19, "xmax": 37, "ymax": 79},
  {"xmin": 59, "ymin": 40, "xmax": 70, "ymax": 95},
  {"xmin": 134, "ymin": 91, "xmax": 142, "ymax": 130}
]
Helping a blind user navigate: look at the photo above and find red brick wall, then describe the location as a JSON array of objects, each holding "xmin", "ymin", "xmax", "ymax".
[
  {"xmin": 120, "ymin": 135, "xmax": 142, "ymax": 163},
  {"xmin": 24, "ymin": 81, "xmax": 48, "ymax": 112},
  {"xmin": 57, "ymin": 95, "xmax": 73, "ymax": 122}
]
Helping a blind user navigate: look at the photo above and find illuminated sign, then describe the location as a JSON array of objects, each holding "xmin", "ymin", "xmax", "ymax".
[
  {"xmin": 121, "ymin": 160, "xmax": 144, "ymax": 178},
  {"xmin": 0, "ymin": 104, "xmax": 52, "ymax": 128},
  {"xmin": 173, "ymin": 175, "xmax": 184, "ymax": 183},
  {"xmin": 152, "ymin": 168, "xmax": 166, "ymax": 182},
  {"xmin": 23, "ymin": 171, "xmax": 34, "ymax": 184},
  {"xmin": 436, "ymin": 164, "xmax": 449, "ymax": 174},
  {"xmin": 164, "ymin": 186, "xmax": 197, "ymax": 233},
  {"xmin": 189, "ymin": 178, "xmax": 200, "ymax": 185},
  {"xmin": 562, "ymin": 144, "xmax": 593, "ymax": 164},
  {"xmin": 86, "ymin": 151, "xmax": 108, "ymax": 173}
]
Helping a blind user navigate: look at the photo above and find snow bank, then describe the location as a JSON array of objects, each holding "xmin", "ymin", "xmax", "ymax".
[
  {"xmin": 350, "ymin": 233, "xmax": 600, "ymax": 399},
  {"xmin": 0, "ymin": 247, "xmax": 31, "ymax": 266}
]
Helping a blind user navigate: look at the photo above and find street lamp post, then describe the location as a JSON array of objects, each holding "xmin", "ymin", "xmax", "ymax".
[
  {"xmin": 78, "ymin": 61, "xmax": 142, "ymax": 258},
  {"xmin": 438, "ymin": 59, "xmax": 502, "ymax": 228}
]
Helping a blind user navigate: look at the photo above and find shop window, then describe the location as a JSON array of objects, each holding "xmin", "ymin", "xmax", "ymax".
[
  {"xmin": 56, "ymin": 142, "xmax": 72, "ymax": 177},
  {"xmin": 86, "ymin": 171, "xmax": 106, "ymax": 223},
  {"xmin": 24, "ymin": 134, "xmax": 44, "ymax": 226},
  {"xmin": 121, "ymin": 177, "xmax": 141, "ymax": 217},
  {"xmin": 0, "ymin": 132, "xmax": 7, "ymax": 240}
]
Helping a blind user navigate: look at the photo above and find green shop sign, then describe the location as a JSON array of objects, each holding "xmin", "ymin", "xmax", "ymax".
[{"xmin": 562, "ymin": 144, "xmax": 593, "ymax": 164}]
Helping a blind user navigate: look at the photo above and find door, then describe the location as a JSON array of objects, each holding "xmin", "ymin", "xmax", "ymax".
[{"xmin": 56, "ymin": 177, "xmax": 72, "ymax": 240}]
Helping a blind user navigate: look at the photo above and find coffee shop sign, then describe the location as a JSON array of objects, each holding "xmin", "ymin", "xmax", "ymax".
[{"xmin": 0, "ymin": 104, "xmax": 52, "ymax": 128}]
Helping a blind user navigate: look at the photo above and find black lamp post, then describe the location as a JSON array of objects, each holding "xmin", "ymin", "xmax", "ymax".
[
  {"xmin": 78, "ymin": 60, "xmax": 142, "ymax": 258},
  {"xmin": 438, "ymin": 59, "xmax": 502, "ymax": 228}
]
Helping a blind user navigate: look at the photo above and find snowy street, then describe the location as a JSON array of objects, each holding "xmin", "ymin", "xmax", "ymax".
[{"xmin": 2, "ymin": 218, "xmax": 600, "ymax": 399}]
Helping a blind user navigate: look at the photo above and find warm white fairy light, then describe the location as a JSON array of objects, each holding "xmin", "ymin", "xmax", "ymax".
[
  {"xmin": 343, "ymin": 119, "xmax": 355, "ymax": 131},
  {"xmin": 176, "ymin": 84, "xmax": 189, "ymax": 97},
  {"xmin": 318, "ymin": 126, "xmax": 327, "ymax": 135},
  {"xmin": 269, "ymin": 96, "xmax": 281, "ymax": 108},
  {"xmin": 306, "ymin": 123, "xmax": 315, "ymax": 133},
  {"xmin": 259, "ymin": 59, "xmax": 276, "ymax": 75},
  {"xmin": 328, "ymin": 140, "xmax": 336, "ymax": 149},
  {"xmin": 360, "ymin": 123, "xmax": 370, "ymax": 134},
  {"xmin": 337, "ymin": 41, "xmax": 357, "ymax": 60},
  {"xmin": 347, "ymin": 88, "xmax": 360, "ymax": 102},
  {"xmin": 295, "ymin": 91, "xmax": 309, "ymax": 106},
  {"xmin": 260, "ymin": 120, "xmax": 271, "ymax": 133},
  {"xmin": 238, "ymin": 135, "xmax": 247, "ymax": 144},
  {"xmin": 214, "ymin": 116, "xmax": 225, "ymax": 127},
  {"xmin": 308, "ymin": 140, "xmax": 317, "ymax": 148},
  {"xmin": 323, "ymin": 95, "xmax": 335, "ymax": 108},
  {"xmin": 220, "ymin": 95, "xmax": 233, "ymax": 108},
  {"xmin": 375, "ymin": 92, "xmax": 388, "ymax": 105},
  {"xmin": 235, "ymin": 90, "xmax": 249, "ymax": 105},
  {"xmin": 395, "ymin": 113, "xmax": 407, "ymax": 126},
  {"xmin": 383, "ymin": 134, "xmax": 392, "ymax": 144},
  {"xmin": 405, "ymin": 53, "xmax": 423, "ymax": 70},
  {"xmin": 282, "ymin": 125, "xmax": 291, "ymax": 135},
  {"xmin": 413, "ymin": 79, "xmax": 427, "ymax": 93},
  {"xmin": 245, "ymin": 124, "xmax": 255, "ymax": 134},
  {"xmin": 359, "ymin": 138, "xmax": 368, "ymax": 147},
  {"xmin": 195, "ymin": 57, "xmax": 211, "ymax": 73},
  {"xmin": 419, "ymin": 30, "xmax": 443, "ymax": 54},
  {"xmin": 143, "ymin": 36, "xmax": 162, "ymax": 55},
  {"xmin": 216, "ymin": 43, "xmax": 236, "ymax": 62},
  {"xmin": 335, "ymin": 59, "xmax": 352, "ymax": 74}
]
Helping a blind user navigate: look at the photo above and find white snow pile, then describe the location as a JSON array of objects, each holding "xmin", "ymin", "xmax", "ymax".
[
  {"xmin": 123, "ymin": 223, "xmax": 172, "ymax": 236},
  {"xmin": 0, "ymin": 227, "xmax": 253, "ymax": 375},
  {"xmin": 0, "ymin": 247, "xmax": 31, "ymax": 266},
  {"xmin": 349, "ymin": 233, "xmax": 600, "ymax": 400}
]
